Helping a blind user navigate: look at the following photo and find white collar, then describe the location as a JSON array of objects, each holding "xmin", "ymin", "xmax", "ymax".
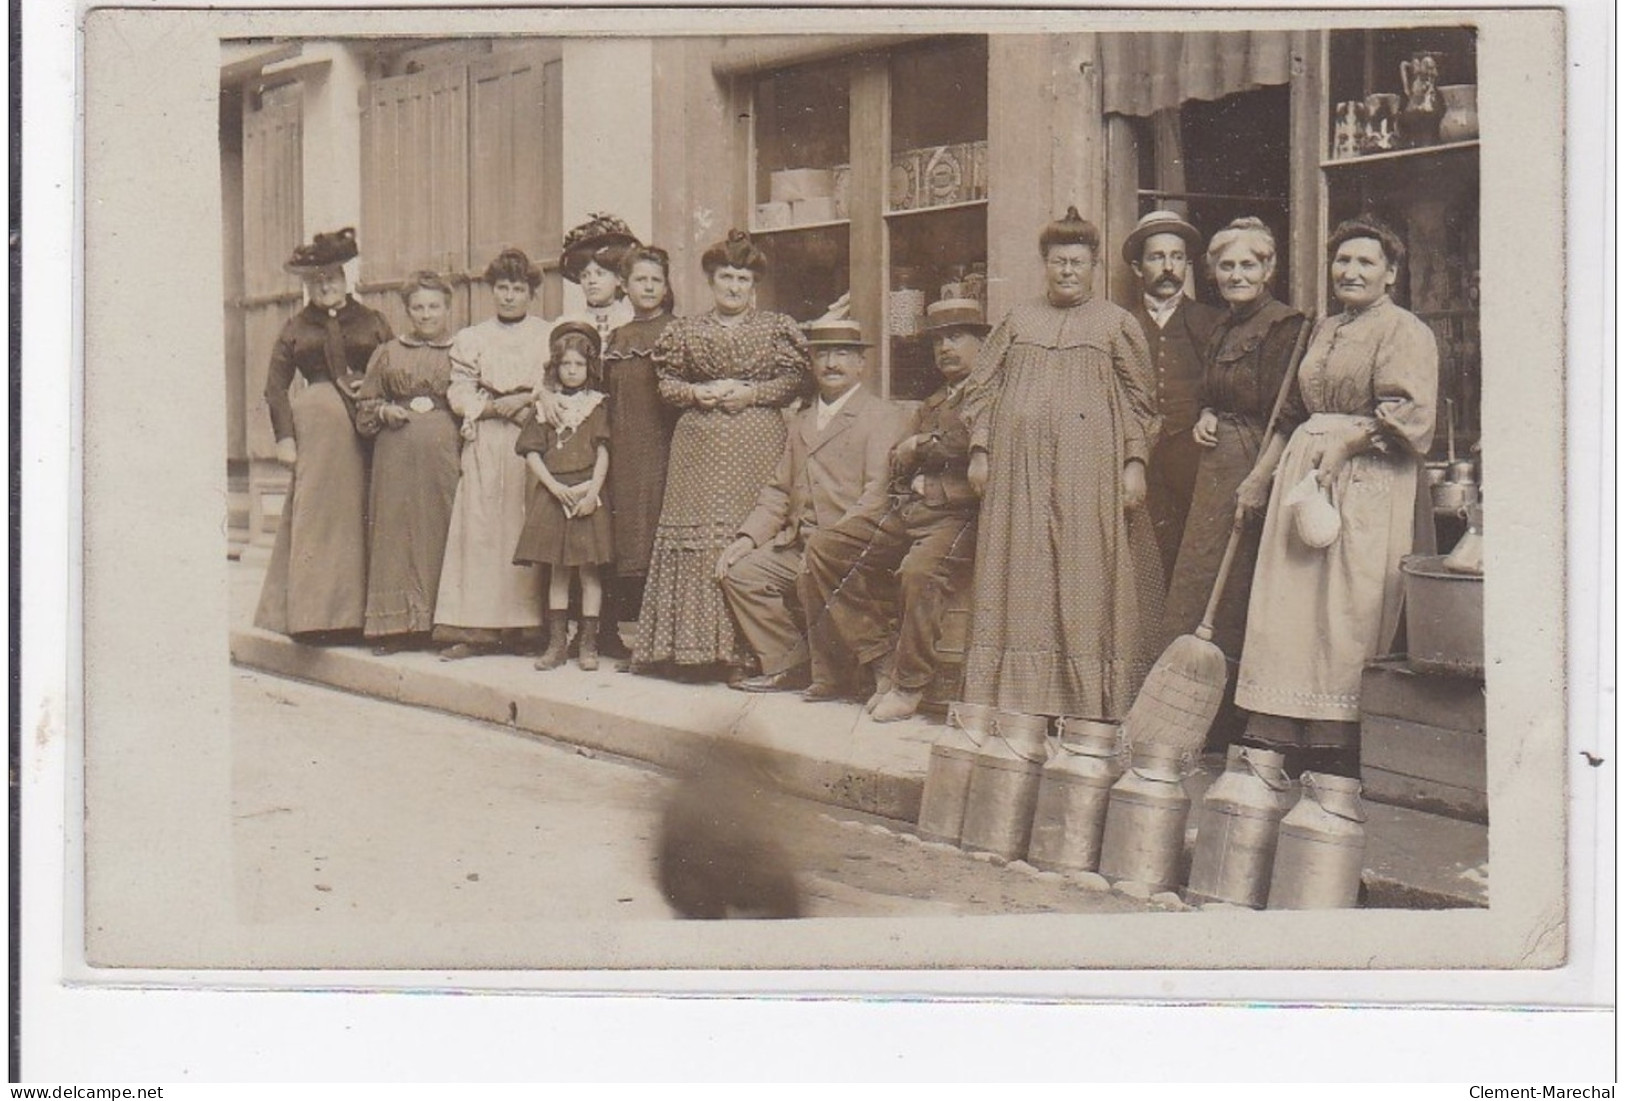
[
  {"xmin": 1143, "ymin": 293, "xmax": 1183, "ymax": 327},
  {"xmin": 817, "ymin": 385, "xmax": 861, "ymax": 419}
]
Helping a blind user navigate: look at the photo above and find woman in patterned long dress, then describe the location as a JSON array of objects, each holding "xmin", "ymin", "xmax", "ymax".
[
  {"xmin": 959, "ymin": 207, "xmax": 1164, "ymax": 721},
  {"xmin": 601, "ymin": 246, "xmax": 678, "ymax": 664},
  {"xmin": 354, "ymin": 272, "xmax": 462, "ymax": 652},
  {"xmin": 254, "ymin": 227, "xmax": 393, "ymax": 641},
  {"xmin": 1234, "ymin": 216, "xmax": 1438, "ymax": 778},
  {"xmin": 633, "ymin": 230, "xmax": 810, "ymax": 678},
  {"xmin": 1160, "ymin": 218, "xmax": 1309, "ymax": 749},
  {"xmin": 433, "ymin": 249, "xmax": 553, "ymax": 659}
]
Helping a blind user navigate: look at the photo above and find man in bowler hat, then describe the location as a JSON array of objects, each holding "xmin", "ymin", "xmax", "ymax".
[
  {"xmin": 798, "ymin": 298, "xmax": 989, "ymax": 720},
  {"xmin": 718, "ymin": 319, "xmax": 908, "ymax": 694}
]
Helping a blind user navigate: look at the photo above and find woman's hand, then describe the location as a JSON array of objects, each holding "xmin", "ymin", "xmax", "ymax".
[
  {"xmin": 1122, "ymin": 460, "xmax": 1147, "ymax": 510},
  {"xmin": 1235, "ymin": 471, "xmax": 1272, "ymax": 519},
  {"xmin": 692, "ymin": 381, "xmax": 723, "ymax": 409},
  {"xmin": 1192, "ymin": 409, "xmax": 1220, "ymax": 448},
  {"xmin": 715, "ymin": 535, "xmax": 755, "ymax": 580},
  {"xmin": 967, "ymin": 449, "xmax": 989, "ymax": 497},
  {"xmin": 533, "ymin": 387, "xmax": 566, "ymax": 428},
  {"xmin": 338, "ymin": 376, "xmax": 364, "ymax": 400},
  {"xmin": 379, "ymin": 404, "xmax": 410, "ymax": 429},
  {"xmin": 573, "ymin": 491, "xmax": 601, "ymax": 518},
  {"xmin": 492, "ymin": 392, "xmax": 533, "ymax": 422},
  {"xmin": 274, "ymin": 437, "xmax": 298, "ymax": 467},
  {"xmin": 716, "ymin": 380, "xmax": 754, "ymax": 414}
]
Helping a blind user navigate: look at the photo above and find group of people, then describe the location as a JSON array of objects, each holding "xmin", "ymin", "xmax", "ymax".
[{"xmin": 256, "ymin": 201, "xmax": 1437, "ymax": 774}]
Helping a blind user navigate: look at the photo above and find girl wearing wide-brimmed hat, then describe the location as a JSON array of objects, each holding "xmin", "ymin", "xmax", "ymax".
[{"xmin": 254, "ymin": 227, "xmax": 394, "ymax": 641}]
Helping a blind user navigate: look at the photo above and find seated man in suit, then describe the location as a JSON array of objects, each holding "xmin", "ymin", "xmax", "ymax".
[
  {"xmin": 717, "ymin": 318, "xmax": 908, "ymax": 694},
  {"xmin": 799, "ymin": 298, "xmax": 987, "ymax": 721}
]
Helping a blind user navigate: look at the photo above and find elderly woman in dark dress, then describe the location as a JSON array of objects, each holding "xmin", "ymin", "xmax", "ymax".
[
  {"xmin": 1160, "ymin": 217, "xmax": 1309, "ymax": 748},
  {"xmin": 633, "ymin": 230, "xmax": 810, "ymax": 680},
  {"xmin": 1234, "ymin": 216, "xmax": 1439, "ymax": 778},
  {"xmin": 958, "ymin": 207, "xmax": 1164, "ymax": 722},
  {"xmin": 254, "ymin": 228, "xmax": 394, "ymax": 641},
  {"xmin": 354, "ymin": 271, "xmax": 462, "ymax": 653}
]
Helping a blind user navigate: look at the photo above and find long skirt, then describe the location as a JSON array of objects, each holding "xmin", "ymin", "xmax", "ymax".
[
  {"xmin": 636, "ymin": 405, "xmax": 787, "ymax": 667},
  {"xmin": 433, "ymin": 418, "xmax": 545, "ymax": 638},
  {"xmin": 254, "ymin": 382, "xmax": 369, "ymax": 636},
  {"xmin": 1235, "ymin": 412, "xmax": 1419, "ymax": 723},
  {"xmin": 363, "ymin": 410, "xmax": 461, "ymax": 638}
]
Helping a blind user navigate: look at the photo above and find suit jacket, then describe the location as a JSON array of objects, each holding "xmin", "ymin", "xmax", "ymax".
[
  {"xmin": 895, "ymin": 382, "xmax": 978, "ymax": 511},
  {"xmin": 1132, "ymin": 295, "xmax": 1223, "ymax": 441},
  {"xmin": 738, "ymin": 386, "xmax": 909, "ymax": 549}
]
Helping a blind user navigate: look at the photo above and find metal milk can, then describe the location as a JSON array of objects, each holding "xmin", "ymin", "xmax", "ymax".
[
  {"xmin": 958, "ymin": 709, "xmax": 1050, "ymax": 861},
  {"xmin": 1026, "ymin": 717, "xmax": 1125, "ymax": 873},
  {"xmin": 1186, "ymin": 746, "xmax": 1295, "ymax": 908},
  {"xmin": 1097, "ymin": 745, "xmax": 1193, "ymax": 892},
  {"xmin": 917, "ymin": 701, "xmax": 994, "ymax": 844},
  {"xmin": 1267, "ymin": 771, "xmax": 1368, "ymax": 910}
]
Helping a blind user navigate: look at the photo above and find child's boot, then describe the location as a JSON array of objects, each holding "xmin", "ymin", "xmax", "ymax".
[
  {"xmin": 534, "ymin": 611, "xmax": 570, "ymax": 671},
  {"xmin": 577, "ymin": 616, "xmax": 600, "ymax": 672}
]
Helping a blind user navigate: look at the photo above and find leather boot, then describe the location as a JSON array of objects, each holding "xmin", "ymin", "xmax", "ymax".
[
  {"xmin": 534, "ymin": 611, "xmax": 570, "ymax": 671},
  {"xmin": 578, "ymin": 617, "xmax": 600, "ymax": 672}
]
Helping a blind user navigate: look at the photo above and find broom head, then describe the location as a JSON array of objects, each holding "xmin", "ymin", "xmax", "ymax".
[{"xmin": 1124, "ymin": 630, "xmax": 1227, "ymax": 755}]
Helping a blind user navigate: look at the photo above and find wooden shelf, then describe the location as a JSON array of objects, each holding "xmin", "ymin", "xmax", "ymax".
[
  {"xmin": 884, "ymin": 198, "xmax": 990, "ymax": 220},
  {"xmin": 1321, "ymin": 140, "xmax": 1479, "ymax": 170},
  {"xmin": 748, "ymin": 218, "xmax": 851, "ymax": 236}
]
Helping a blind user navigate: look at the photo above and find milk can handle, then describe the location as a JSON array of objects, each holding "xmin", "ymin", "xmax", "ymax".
[
  {"xmin": 949, "ymin": 705, "xmax": 987, "ymax": 748},
  {"xmin": 995, "ymin": 723, "xmax": 1050, "ymax": 766},
  {"xmin": 1241, "ymin": 748, "xmax": 1294, "ymax": 793},
  {"xmin": 1302, "ymin": 772, "xmax": 1368, "ymax": 823},
  {"xmin": 1129, "ymin": 748, "xmax": 1195, "ymax": 782}
]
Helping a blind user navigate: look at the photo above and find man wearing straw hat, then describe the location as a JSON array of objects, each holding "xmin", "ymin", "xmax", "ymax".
[
  {"xmin": 1124, "ymin": 209, "xmax": 1222, "ymax": 581},
  {"xmin": 718, "ymin": 318, "xmax": 908, "ymax": 694},
  {"xmin": 799, "ymin": 298, "xmax": 989, "ymax": 721}
]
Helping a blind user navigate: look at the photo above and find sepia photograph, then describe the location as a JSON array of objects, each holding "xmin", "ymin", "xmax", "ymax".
[{"xmin": 46, "ymin": 3, "xmax": 1604, "ymax": 1068}]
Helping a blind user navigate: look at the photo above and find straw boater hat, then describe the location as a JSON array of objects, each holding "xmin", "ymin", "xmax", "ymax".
[
  {"xmin": 802, "ymin": 318, "xmax": 872, "ymax": 348},
  {"xmin": 921, "ymin": 297, "xmax": 991, "ymax": 337},
  {"xmin": 560, "ymin": 213, "xmax": 640, "ymax": 283},
  {"xmin": 1121, "ymin": 210, "xmax": 1203, "ymax": 264},
  {"xmin": 284, "ymin": 227, "xmax": 358, "ymax": 274}
]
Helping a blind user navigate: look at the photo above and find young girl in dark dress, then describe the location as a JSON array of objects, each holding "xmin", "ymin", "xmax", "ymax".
[{"xmin": 514, "ymin": 322, "xmax": 614, "ymax": 671}]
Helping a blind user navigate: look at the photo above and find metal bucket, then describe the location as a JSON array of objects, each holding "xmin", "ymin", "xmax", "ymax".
[
  {"xmin": 1186, "ymin": 746, "xmax": 1295, "ymax": 908},
  {"xmin": 959, "ymin": 709, "xmax": 1050, "ymax": 861},
  {"xmin": 918, "ymin": 701, "xmax": 994, "ymax": 843},
  {"xmin": 1027, "ymin": 717, "xmax": 1125, "ymax": 873},
  {"xmin": 1097, "ymin": 745, "xmax": 1193, "ymax": 892},
  {"xmin": 1401, "ymin": 554, "xmax": 1484, "ymax": 677},
  {"xmin": 1267, "ymin": 772, "xmax": 1368, "ymax": 910}
]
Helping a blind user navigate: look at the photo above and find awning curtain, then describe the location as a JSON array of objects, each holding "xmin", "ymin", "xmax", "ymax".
[{"xmin": 1100, "ymin": 31, "xmax": 1294, "ymax": 117}]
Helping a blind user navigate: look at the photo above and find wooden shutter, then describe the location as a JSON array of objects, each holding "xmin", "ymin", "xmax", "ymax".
[
  {"xmin": 467, "ymin": 48, "xmax": 564, "ymax": 321},
  {"xmin": 241, "ymin": 85, "xmax": 304, "ymax": 459},
  {"xmin": 359, "ymin": 63, "xmax": 471, "ymax": 331}
]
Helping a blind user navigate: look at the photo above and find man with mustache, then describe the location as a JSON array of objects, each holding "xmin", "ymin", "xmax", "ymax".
[
  {"xmin": 797, "ymin": 299, "xmax": 989, "ymax": 720},
  {"xmin": 718, "ymin": 318, "xmax": 909, "ymax": 694},
  {"xmin": 1124, "ymin": 210, "xmax": 1222, "ymax": 582}
]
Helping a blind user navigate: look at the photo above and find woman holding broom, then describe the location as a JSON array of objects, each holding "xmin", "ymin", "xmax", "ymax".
[
  {"xmin": 1231, "ymin": 216, "xmax": 1438, "ymax": 778},
  {"xmin": 1159, "ymin": 218, "xmax": 1308, "ymax": 750}
]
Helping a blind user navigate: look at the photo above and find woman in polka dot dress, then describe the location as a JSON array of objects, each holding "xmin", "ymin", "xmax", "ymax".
[{"xmin": 633, "ymin": 230, "xmax": 810, "ymax": 678}]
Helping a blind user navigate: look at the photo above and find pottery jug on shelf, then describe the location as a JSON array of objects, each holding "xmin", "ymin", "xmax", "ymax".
[
  {"xmin": 1397, "ymin": 52, "xmax": 1445, "ymax": 148},
  {"xmin": 1438, "ymin": 83, "xmax": 1479, "ymax": 142}
]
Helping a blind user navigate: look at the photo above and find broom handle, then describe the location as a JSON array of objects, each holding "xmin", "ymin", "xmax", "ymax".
[{"xmin": 1196, "ymin": 315, "xmax": 1316, "ymax": 641}]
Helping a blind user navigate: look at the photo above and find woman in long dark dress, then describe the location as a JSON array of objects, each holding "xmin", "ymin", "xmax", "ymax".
[
  {"xmin": 601, "ymin": 246, "xmax": 678, "ymax": 665},
  {"xmin": 1160, "ymin": 218, "xmax": 1309, "ymax": 748},
  {"xmin": 354, "ymin": 271, "xmax": 462, "ymax": 653},
  {"xmin": 254, "ymin": 227, "xmax": 394, "ymax": 641},
  {"xmin": 633, "ymin": 230, "xmax": 810, "ymax": 678}
]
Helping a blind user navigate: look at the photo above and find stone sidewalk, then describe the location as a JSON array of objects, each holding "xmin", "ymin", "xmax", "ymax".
[{"xmin": 227, "ymin": 553, "xmax": 1488, "ymax": 909}]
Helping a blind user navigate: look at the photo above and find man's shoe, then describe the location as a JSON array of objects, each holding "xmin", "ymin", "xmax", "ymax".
[
  {"xmin": 732, "ymin": 664, "xmax": 812, "ymax": 693},
  {"xmin": 869, "ymin": 687, "xmax": 924, "ymax": 723},
  {"xmin": 801, "ymin": 681, "xmax": 849, "ymax": 703}
]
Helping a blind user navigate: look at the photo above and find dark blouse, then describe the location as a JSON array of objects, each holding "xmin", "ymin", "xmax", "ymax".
[
  {"xmin": 264, "ymin": 297, "xmax": 395, "ymax": 441},
  {"xmin": 1198, "ymin": 294, "xmax": 1308, "ymax": 424}
]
